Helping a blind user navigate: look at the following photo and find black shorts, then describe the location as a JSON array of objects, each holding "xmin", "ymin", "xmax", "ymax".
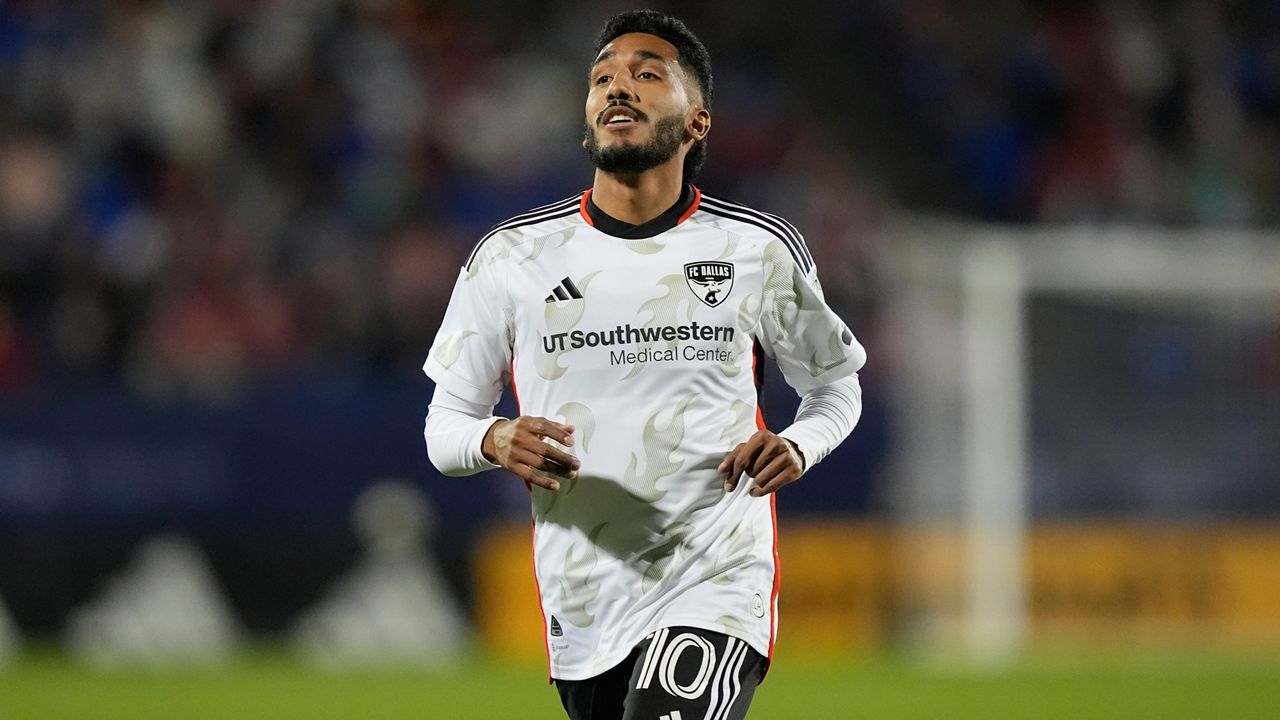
[{"xmin": 555, "ymin": 626, "xmax": 766, "ymax": 720}]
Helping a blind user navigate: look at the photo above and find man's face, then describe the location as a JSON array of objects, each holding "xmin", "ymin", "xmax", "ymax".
[{"xmin": 584, "ymin": 32, "xmax": 706, "ymax": 175}]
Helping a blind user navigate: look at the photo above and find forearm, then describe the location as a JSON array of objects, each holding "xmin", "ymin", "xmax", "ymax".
[
  {"xmin": 424, "ymin": 384, "xmax": 504, "ymax": 476},
  {"xmin": 777, "ymin": 374, "xmax": 862, "ymax": 470}
]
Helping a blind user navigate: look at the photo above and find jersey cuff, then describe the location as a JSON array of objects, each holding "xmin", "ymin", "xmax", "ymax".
[
  {"xmin": 777, "ymin": 427, "xmax": 821, "ymax": 473},
  {"xmin": 469, "ymin": 417, "xmax": 505, "ymax": 472}
]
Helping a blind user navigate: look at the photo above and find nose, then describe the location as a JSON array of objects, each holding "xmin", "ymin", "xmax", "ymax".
[{"xmin": 606, "ymin": 75, "xmax": 634, "ymax": 103}]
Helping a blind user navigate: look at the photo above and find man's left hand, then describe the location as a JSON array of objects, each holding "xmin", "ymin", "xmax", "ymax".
[{"xmin": 719, "ymin": 430, "xmax": 806, "ymax": 497}]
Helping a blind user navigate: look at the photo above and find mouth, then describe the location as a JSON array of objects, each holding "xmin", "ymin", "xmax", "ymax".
[{"xmin": 600, "ymin": 104, "xmax": 643, "ymax": 129}]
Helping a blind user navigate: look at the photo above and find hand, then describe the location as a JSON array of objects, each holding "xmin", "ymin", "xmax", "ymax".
[
  {"xmin": 718, "ymin": 430, "xmax": 806, "ymax": 497},
  {"xmin": 482, "ymin": 416, "xmax": 579, "ymax": 491}
]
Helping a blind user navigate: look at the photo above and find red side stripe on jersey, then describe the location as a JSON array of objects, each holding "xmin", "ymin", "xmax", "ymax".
[
  {"xmin": 749, "ymin": 340, "xmax": 781, "ymax": 668},
  {"xmin": 677, "ymin": 185, "xmax": 703, "ymax": 224},
  {"xmin": 510, "ymin": 358, "xmax": 521, "ymax": 411},
  {"xmin": 751, "ymin": 342, "xmax": 766, "ymax": 430},
  {"xmin": 579, "ymin": 189, "xmax": 594, "ymax": 226}
]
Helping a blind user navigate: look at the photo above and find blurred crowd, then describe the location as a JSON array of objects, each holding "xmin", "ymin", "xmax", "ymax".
[
  {"xmin": 872, "ymin": 1, "xmax": 1280, "ymax": 222},
  {"xmin": 0, "ymin": 1, "xmax": 885, "ymax": 400},
  {"xmin": 0, "ymin": 1, "xmax": 1277, "ymax": 399}
]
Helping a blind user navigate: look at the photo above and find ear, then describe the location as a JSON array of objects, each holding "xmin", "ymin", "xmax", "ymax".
[{"xmin": 687, "ymin": 108, "xmax": 711, "ymax": 142}]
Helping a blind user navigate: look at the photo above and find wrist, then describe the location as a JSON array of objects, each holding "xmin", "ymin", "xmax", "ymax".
[{"xmin": 480, "ymin": 417, "xmax": 509, "ymax": 463}]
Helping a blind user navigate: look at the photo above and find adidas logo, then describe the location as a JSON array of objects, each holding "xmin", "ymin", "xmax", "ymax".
[
  {"xmin": 549, "ymin": 616, "xmax": 563, "ymax": 637},
  {"xmin": 658, "ymin": 712, "xmax": 683, "ymax": 720},
  {"xmin": 545, "ymin": 277, "xmax": 583, "ymax": 303}
]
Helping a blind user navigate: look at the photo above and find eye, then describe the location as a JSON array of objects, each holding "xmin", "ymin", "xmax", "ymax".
[
  {"xmin": 638, "ymin": 71, "xmax": 660, "ymax": 80},
  {"xmin": 594, "ymin": 74, "xmax": 611, "ymax": 85}
]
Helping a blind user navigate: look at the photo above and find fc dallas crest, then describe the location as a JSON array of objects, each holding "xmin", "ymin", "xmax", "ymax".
[{"xmin": 684, "ymin": 261, "xmax": 734, "ymax": 307}]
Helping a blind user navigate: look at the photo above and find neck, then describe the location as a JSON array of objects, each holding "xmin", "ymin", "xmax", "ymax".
[{"xmin": 589, "ymin": 161, "xmax": 685, "ymax": 225}]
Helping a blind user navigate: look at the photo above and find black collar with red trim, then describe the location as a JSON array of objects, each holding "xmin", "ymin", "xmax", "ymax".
[{"xmin": 580, "ymin": 184, "xmax": 701, "ymax": 239}]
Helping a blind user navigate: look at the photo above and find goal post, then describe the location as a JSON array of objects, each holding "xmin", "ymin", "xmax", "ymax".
[
  {"xmin": 886, "ymin": 219, "xmax": 1280, "ymax": 664},
  {"xmin": 962, "ymin": 239, "xmax": 1027, "ymax": 665}
]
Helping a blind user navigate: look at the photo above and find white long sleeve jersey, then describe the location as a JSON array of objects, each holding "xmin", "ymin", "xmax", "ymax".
[{"xmin": 423, "ymin": 187, "xmax": 866, "ymax": 680}]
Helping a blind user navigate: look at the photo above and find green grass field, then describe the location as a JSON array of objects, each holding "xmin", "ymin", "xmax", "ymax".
[{"xmin": 3, "ymin": 649, "xmax": 1278, "ymax": 719}]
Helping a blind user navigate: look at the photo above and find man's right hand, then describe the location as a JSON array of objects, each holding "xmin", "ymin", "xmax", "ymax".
[{"xmin": 481, "ymin": 416, "xmax": 579, "ymax": 491}]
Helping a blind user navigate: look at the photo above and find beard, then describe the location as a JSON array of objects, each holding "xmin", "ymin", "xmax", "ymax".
[{"xmin": 584, "ymin": 113, "xmax": 686, "ymax": 175}]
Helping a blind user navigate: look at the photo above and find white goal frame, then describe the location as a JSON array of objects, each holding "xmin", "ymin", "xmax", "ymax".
[{"xmin": 888, "ymin": 221, "xmax": 1280, "ymax": 664}]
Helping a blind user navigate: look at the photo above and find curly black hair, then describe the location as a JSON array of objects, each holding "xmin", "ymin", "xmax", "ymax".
[{"xmin": 594, "ymin": 10, "xmax": 713, "ymax": 181}]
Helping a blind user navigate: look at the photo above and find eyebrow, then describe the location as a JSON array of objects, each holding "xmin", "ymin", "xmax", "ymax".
[{"xmin": 591, "ymin": 48, "xmax": 669, "ymax": 68}]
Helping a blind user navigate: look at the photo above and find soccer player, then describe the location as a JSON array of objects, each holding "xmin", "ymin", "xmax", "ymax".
[{"xmin": 424, "ymin": 10, "xmax": 865, "ymax": 720}]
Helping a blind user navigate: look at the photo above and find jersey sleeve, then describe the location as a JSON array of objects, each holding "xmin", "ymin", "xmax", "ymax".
[
  {"xmin": 756, "ymin": 238, "xmax": 867, "ymax": 393},
  {"xmin": 423, "ymin": 255, "xmax": 512, "ymax": 405}
]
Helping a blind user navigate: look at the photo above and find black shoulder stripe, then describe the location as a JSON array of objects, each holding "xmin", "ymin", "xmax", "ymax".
[
  {"xmin": 497, "ymin": 193, "xmax": 582, "ymax": 228},
  {"xmin": 464, "ymin": 207, "xmax": 580, "ymax": 270},
  {"xmin": 700, "ymin": 204, "xmax": 811, "ymax": 274},
  {"xmin": 701, "ymin": 193, "xmax": 808, "ymax": 266},
  {"xmin": 699, "ymin": 202, "xmax": 812, "ymax": 274},
  {"xmin": 760, "ymin": 210, "xmax": 813, "ymax": 269},
  {"xmin": 481, "ymin": 197, "xmax": 580, "ymax": 239},
  {"xmin": 476, "ymin": 193, "xmax": 580, "ymax": 240},
  {"xmin": 702, "ymin": 194, "xmax": 802, "ymax": 246},
  {"xmin": 464, "ymin": 196, "xmax": 582, "ymax": 270},
  {"xmin": 701, "ymin": 194, "xmax": 808, "ymax": 272}
]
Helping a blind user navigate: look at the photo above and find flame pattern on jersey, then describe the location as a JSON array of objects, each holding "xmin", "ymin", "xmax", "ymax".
[
  {"xmin": 557, "ymin": 401, "xmax": 596, "ymax": 453},
  {"xmin": 717, "ymin": 615, "xmax": 747, "ymax": 636},
  {"xmin": 714, "ymin": 232, "xmax": 742, "ymax": 261},
  {"xmin": 430, "ymin": 330, "xmax": 476, "ymax": 370},
  {"xmin": 761, "ymin": 241, "xmax": 801, "ymax": 328},
  {"xmin": 538, "ymin": 402, "xmax": 595, "ymax": 515},
  {"xmin": 625, "ymin": 235, "xmax": 666, "ymax": 255},
  {"xmin": 809, "ymin": 330, "xmax": 850, "ymax": 377},
  {"xmin": 518, "ymin": 227, "xmax": 578, "ymax": 267},
  {"xmin": 623, "ymin": 394, "xmax": 695, "ymax": 501},
  {"xmin": 708, "ymin": 521, "xmax": 756, "ymax": 586},
  {"xmin": 720, "ymin": 400, "xmax": 757, "ymax": 446},
  {"xmin": 560, "ymin": 523, "xmax": 606, "ymax": 628},
  {"xmin": 465, "ymin": 232, "xmax": 522, "ymax": 279}
]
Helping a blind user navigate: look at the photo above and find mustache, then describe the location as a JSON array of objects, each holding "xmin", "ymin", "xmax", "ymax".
[{"xmin": 597, "ymin": 101, "xmax": 648, "ymax": 125}]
